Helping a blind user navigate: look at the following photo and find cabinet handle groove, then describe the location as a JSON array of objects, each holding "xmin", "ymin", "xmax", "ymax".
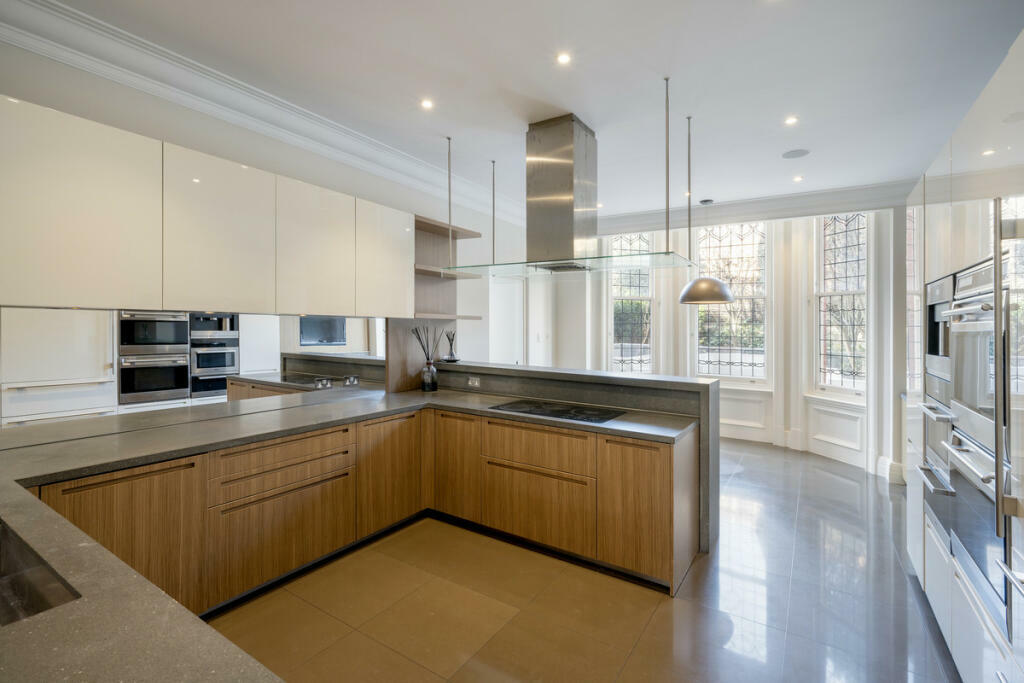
[
  {"xmin": 604, "ymin": 439, "xmax": 658, "ymax": 451},
  {"xmin": 485, "ymin": 459, "xmax": 588, "ymax": 486},
  {"xmin": 486, "ymin": 420, "xmax": 589, "ymax": 440},
  {"xmin": 218, "ymin": 449, "xmax": 350, "ymax": 486},
  {"xmin": 219, "ymin": 471, "xmax": 350, "ymax": 515},
  {"xmin": 60, "ymin": 462, "xmax": 195, "ymax": 495},
  {"xmin": 217, "ymin": 428, "xmax": 350, "ymax": 460},
  {"xmin": 440, "ymin": 412, "xmax": 476, "ymax": 422}
]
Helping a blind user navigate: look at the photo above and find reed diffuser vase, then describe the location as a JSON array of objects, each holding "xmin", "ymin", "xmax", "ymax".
[{"xmin": 411, "ymin": 326, "xmax": 444, "ymax": 392}]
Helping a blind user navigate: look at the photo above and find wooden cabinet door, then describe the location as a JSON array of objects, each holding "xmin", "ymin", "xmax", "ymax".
[
  {"xmin": 356, "ymin": 412, "xmax": 421, "ymax": 537},
  {"xmin": 226, "ymin": 379, "xmax": 251, "ymax": 401},
  {"xmin": 434, "ymin": 411, "xmax": 482, "ymax": 522},
  {"xmin": 206, "ymin": 468, "xmax": 355, "ymax": 608},
  {"xmin": 596, "ymin": 436, "xmax": 672, "ymax": 583},
  {"xmin": 481, "ymin": 457, "xmax": 596, "ymax": 557},
  {"xmin": 40, "ymin": 456, "xmax": 206, "ymax": 612},
  {"xmin": 0, "ymin": 99, "xmax": 162, "ymax": 310},
  {"xmin": 354, "ymin": 199, "xmax": 415, "ymax": 318},
  {"xmin": 276, "ymin": 176, "xmax": 356, "ymax": 316},
  {"xmin": 163, "ymin": 143, "xmax": 276, "ymax": 313}
]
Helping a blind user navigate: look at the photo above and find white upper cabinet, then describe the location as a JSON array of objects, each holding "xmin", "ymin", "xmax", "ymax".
[
  {"xmin": 355, "ymin": 199, "xmax": 415, "ymax": 318},
  {"xmin": 276, "ymin": 176, "xmax": 356, "ymax": 316},
  {"xmin": 0, "ymin": 99, "xmax": 162, "ymax": 310},
  {"xmin": 163, "ymin": 143, "xmax": 276, "ymax": 313}
]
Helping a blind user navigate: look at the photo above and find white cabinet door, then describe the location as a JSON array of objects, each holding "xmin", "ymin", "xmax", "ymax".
[
  {"xmin": 354, "ymin": 199, "xmax": 414, "ymax": 318},
  {"xmin": 239, "ymin": 314, "xmax": 281, "ymax": 373},
  {"xmin": 951, "ymin": 558, "xmax": 1016, "ymax": 683},
  {"xmin": 0, "ymin": 99, "xmax": 162, "ymax": 310},
  {"xmin": 276, "ymin": 176, "xmax": 356, "ymax": 316},
  {"xmin": 906, "ymin": 467, "xmax": 925, "ymax": 582},
  {"xmin": 924, "ymin": 202, "xmax": 952, "ymax": 282},
  {"xmin": 1, "ymin": 308, "xmax": 114, "ymax": 383},
  {"xmin": 163, "ymin": 144, "xmax": 276, "ymax": 313},
  {"xmin": 924, "ymin": 513, "xmax": 952, "ymax": 642}
]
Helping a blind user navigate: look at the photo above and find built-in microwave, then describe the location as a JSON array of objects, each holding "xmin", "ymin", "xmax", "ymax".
[
  {"xmin": 190, "ymin": 343, "xmax": 239, "ymax": 377},
  {"xmin": 119, "ymin": 311, "xmax": 189, "ymax": 355},
  {"xmin": 925, "ymin": 276, "xmax": 953, "ymax": 382}
]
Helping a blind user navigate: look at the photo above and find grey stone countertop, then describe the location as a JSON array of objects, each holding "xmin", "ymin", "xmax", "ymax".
[{"xmin": 0, "ymin": 388, "xmax": 695, "ymax": 680}]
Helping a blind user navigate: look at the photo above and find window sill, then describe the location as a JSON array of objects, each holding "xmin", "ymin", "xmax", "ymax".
[
  {"xmin": 716, "ymin": 381, "xmax": 773, "ymax": 394},
  {"xmin": 804, "ymin": 391, "xmax": 866, "ymax": 410}
]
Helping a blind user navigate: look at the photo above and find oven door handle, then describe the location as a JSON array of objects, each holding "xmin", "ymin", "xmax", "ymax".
[
  {"xmin": 120, "ymin": 311, "xmax": 188, "ymax": 321},
  {"xmin": 942, "ymin": 440, "xmax": 998, "ymax": 483},
  {"xmin": 920, "ymin": 403, "xmax": 955, "ymax": 423},
  {"xmin": 996, "ymin": 559, "xmax": 1024, "ymax": 597},
  {"xmin": 941, "ymin": 303, "xmax": 993, "ymax": 318},
  {"xmin": 121, "ymin": 358, "xmax": 189, "ymax": 367},
  {"xmin": 918, "ymin": 465, "xmax": 956, "ymax": 495}
]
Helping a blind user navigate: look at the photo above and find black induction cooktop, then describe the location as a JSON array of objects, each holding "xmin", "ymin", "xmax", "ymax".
[{"xmin": 490, "ymin": 400, "xmax": 626, "ymax": 424}]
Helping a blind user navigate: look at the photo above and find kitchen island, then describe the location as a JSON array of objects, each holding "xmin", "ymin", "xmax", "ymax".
[{"xmin": 0, "ymin": 369, "xmax": 714, "ymax": 680}]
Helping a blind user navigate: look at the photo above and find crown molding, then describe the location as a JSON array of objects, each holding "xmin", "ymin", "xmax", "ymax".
[
  {"xmin": 597, "ymin": 178, "xmax": 919, "ymax": 235},
  {"xmin": 0, "ymin": 0, "xmax": 525, "ymax": 225}
]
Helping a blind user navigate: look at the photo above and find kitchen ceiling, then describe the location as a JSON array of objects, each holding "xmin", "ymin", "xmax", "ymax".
[{"xmin": 56, "ymin": 0, "xmax": 1024, "ymax": 216}]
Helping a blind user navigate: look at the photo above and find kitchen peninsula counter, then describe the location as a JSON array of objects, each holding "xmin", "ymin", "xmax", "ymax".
[{"xmin": 0, "ymin": 382, "xmax": 703, "ymax": 680}]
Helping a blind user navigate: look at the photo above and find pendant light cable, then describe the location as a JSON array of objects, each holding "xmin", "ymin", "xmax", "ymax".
[
  {"xmin": 447, "ymin": 136, "xmax": 453, "ymax": 269},
  {"xmin": 491, "ymin": 160, "xmax": 496, "ymax": 265},
  {"xmin": 664, "ymin": 77, "xmax": 670, "ymax": 250}
]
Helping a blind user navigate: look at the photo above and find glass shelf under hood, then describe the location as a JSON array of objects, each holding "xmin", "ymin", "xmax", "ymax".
[{"xmin": 443, "ymin": 251, "xmax": 695, "ymax": 278}]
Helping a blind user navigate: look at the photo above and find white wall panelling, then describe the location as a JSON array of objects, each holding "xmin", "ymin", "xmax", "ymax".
[
  {"xmin": 162, "ymin": 143, "xmax": 277, "ymax": 313},
  {"xmin": 804, "ymin": 396, "xmax": 868, "ymax": 467},
  {"xmin": 0, "ymin": 98, "xmax": 162, "ymax": 310},
  {"xmin": 719, "ymin": 388, "xmax": 774, "ymax": 443}
]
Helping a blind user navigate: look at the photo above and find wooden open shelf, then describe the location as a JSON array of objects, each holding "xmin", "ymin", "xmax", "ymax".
[
  {"xmin": 414, "ymin": 264, "xmax": 481, "ymax": 280},
  {"xmin": 414, "ymin": 311, "xmax": 483, "ymax": 321},
  {"xmin": 414, "ymin": 215, "xmax": 482, "ymax": 240}
]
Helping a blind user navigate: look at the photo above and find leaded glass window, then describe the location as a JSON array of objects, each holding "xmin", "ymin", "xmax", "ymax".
[
  {"xmin": 696, "ymin": 224, "xmax": 768, "ymax": 378},
  {"xmin": 907, "ymin": 208, "xmax": 922, "ymax": 395},
  {"xmin": 610, "ymin": 233, "xmax": 653, "ymax": 373},
  {"xmin": 817, "ymin": 213, "xmax": 868, "ymax": 390}
]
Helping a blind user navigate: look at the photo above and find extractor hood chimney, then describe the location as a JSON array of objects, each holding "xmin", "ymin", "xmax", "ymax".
[{"xmin": 525, "ymin": 114, "xmax": 598, "ymax": 263}]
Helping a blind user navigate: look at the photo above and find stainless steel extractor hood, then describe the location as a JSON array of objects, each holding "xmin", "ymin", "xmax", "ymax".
[{"xmin": 445, "ymin": 113, "xmax": 693, "ymax": 278}]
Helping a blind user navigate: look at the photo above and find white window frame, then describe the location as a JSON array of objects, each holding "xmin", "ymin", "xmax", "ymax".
[
  {"xmin": 605, "ymin": 232, "xmax": 657, "ymax": 374},
  {"xmin": 690, "ymin": 223, "xmax": 773, "ymax": 387},
  {"xmin": 813, "ymin": 213, "xmax": 870, "ymax": 399}
]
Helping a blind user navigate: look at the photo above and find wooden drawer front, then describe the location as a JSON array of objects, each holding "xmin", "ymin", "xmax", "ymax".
[
  {"xmin": 356, "ymin": 412, "xmax": 421, "ymax": 537},
  {"xmin": 208, "ymin": 425, "xmax": 356, "ymax": 478},
  {"xmin": 597, "ymin": 437, "xmax": 672, "ymax": 582},
  {"xmin": 205, "ymin": 467, "xmax": 356, "ymax": 607},
  {"xmin": 208, "ymin": 445, "xmax": 355, "ymax": 506},
  {"xmin": 41, "ymin": 455, "xmax": 206, "ymax": 613},
  {"xmin": 481, "ymin": 456, "xmax": 596, "ymax": 558},
  {"xmin": 434, "ymin": 411, "xmax": 482, "ymax": 522},
  {"xmin": 482, "ymin": 418, "xmax": 596, "ymax": 477}
]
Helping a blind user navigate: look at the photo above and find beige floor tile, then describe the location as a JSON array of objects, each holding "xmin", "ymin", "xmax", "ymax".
[
  {"xmin": 359, "ymin": 577, "xmax": 519, "ymax": 678},
  {"xmin": 373, "ymin": 518, "xmax": 568, "ymax": 607},
  {"xmin": 450, "ymin": 609, "xmax": 631, "ymax": 683},
  {"xmin": 516, "ymin": 564, "xmax": 665, "ymax": 651},
  {"xmin": 208, "ymin": 590, "xmax": 351, "ymax": 676},
  {"xmin": 285, "ymin": 631, "xmax": 443, "ymax": 683},
  {"xmin": 286, "ymin": 548, "xmax": 434, "ymax": 627}
]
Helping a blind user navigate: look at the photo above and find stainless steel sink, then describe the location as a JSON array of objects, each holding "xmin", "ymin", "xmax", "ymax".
[{"xmin": 0, "ymin": 522, "xmax": 78, "ymax": 626}]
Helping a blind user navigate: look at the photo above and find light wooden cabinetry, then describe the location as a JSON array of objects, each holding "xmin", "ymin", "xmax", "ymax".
[
  {"xmin": 40, "ymin": 456, "xmax": 206, "ymax": 613},
  {"xmin": 163, "ymin": 143, "xmax": 277, "ymax": 313},
  {"xmin": 226, "ymin": 378, "xmax": 304, "ymax": 401},
  {"xmin": 276, "ymin": 177, "xmax": 356, "ymax": 316},
  {"xmin": 481, "ymin": 456, "xmax": 597, "ymax": 557},
  {"xmin": 356, "ymin": 412, "xmax": 421, "ymax": 537},
  {"xmin": 354, "ymin": 199, "xmax": 415, "ymax": 318},
  {"xmin": 482, "ymin": 418, "xmax": 596, "ymax": 476},
  {"xmin": 596, "ymin": 435, "xmax": 687, "ymax": 585},
  {"xmin": 924, "ymin": 513, "xmax": 952, "ymax": 642},
  {"xmin": 433, "ymin": 410, "xmax": 482, "ymax": 522},
  {"xmin": 0, "ymin": 99, "xmax": 162, "ymax": 310}
]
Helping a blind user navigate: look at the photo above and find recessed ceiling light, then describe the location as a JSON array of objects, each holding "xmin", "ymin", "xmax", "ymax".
[
  {"xmin": 597, "ymin": 202, "xmax": 603, "ymax": 208},
  {"xmin": 556, "ymin": 52, "xmax": 571, "ymax": 65},
  {"xmin": 420, "ymin": 99, "xmax": 434, "ymax": 110},
  {"xmin": 784, "ymin": 115, "xmax": 799, "ymax": 126},
  {"xmin": 6, "ymin": 97, "xmax": 19, "ymax": 103},
  {"xmin": 793, "ymin": 175, "xmax": 804, "ymax": 182},
  {"xmin": 685, "ymin": 191, "xmax": 691, "ymax": 197},
  {"xmin": 192, "ymin": 178, "xmax": 201, "ymax": 183},
  {"xmin": 982, "ymin": 149, "xmax": 996, "ymax": 156},
  {"xmin": 782, "ymin": 148, "xmax": 810, "ymax": 159},
  {"xmin": 240, "ymin": 164, "xmax": 248, "ymax": 169}
]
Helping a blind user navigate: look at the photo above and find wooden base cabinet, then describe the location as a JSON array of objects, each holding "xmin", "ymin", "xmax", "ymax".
[
  {"xmin": 205, "ymin": 468, "xmax": 356, "ymax": 608},
  {"xmin": 356, "ymin": 412, "xmax": 421, "ymax": 537},
  {"xmin": 40, "ymin": 456, "xmax": 206, "ymax": 613},
  {"xmin": 226, "ymin": 378, "xmax": 304, "ymax": 401},
  {"xmin": 481, "ymin": 457, "xmax": 597, "ymax": 557},
  {"xmin": 433, "ymin": 411, "xmax": 482, "ymax": 523}
]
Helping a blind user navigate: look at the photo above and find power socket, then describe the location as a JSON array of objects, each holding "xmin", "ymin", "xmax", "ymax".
[{"xmin": 467, "ymin": 376, "xmax": 481, "ymax": 388}]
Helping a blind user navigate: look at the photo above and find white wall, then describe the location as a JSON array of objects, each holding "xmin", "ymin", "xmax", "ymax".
[{"xmin": 278, "ymin": 315, "xmax": 368, "ymax": 355}]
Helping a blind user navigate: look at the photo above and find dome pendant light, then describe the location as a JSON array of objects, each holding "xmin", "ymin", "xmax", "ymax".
[{"xmin": 676, "ymin": 107, "xmax": 734, "ymax": 304}]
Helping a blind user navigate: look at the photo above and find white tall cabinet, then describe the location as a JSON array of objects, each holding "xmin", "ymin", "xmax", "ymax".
[
  {"xmin": 0, "ymin": 99, "xmax": 162, "ymax": 310},
  {"xmin": 355, "ymin": 198, "xmax": 415, "ymax": 318},
  {"xmin": 163, "ymin": 143, "xmax": 277, "ymax": 313},
  {"xmin": 276, "ymin": 177, "xmax": 356, "ymax": 316}
]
